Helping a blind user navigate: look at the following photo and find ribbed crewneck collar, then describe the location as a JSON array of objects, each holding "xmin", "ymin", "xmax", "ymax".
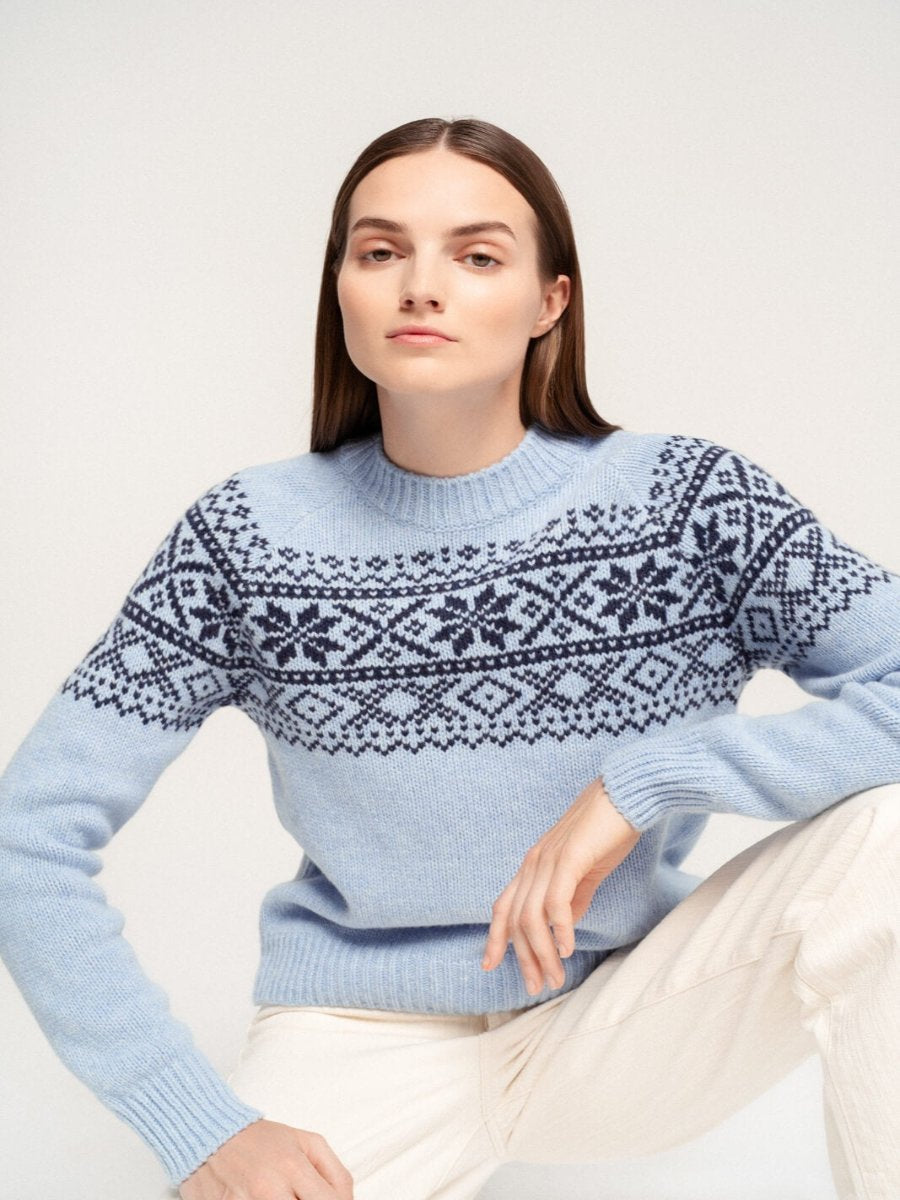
[{"xmin": 331, "ymin": 422, "xmax": 603, "ymax": 529}]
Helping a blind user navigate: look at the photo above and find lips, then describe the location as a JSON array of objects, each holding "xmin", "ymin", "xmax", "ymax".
[{"xmin": 387, "ymin": 325, "xmax": 456, "ymax": 340}]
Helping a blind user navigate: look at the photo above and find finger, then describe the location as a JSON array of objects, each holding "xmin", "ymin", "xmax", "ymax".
[
  {"xmin": 546, "ymin": 866, "xmax": 583, "ymax": 961},
  {"xmin": 291, "ymin": 1159, "xmax": 341, "ymax": 1200},
  {"xmin": 482, "ymin": 881, "xmax": 517, "ymax": 969},
  {"xmin": 301, "ymin": 1133, "xmax": 355, "ymax": 1200},
  {"xmin": 550, "ymin": 917, "xmax": 573, "ymax": 960},
  {"xmin": 510, "ymin": 920, "xmax": 546, "ymax": 995},
  {"xmin": 517, "ymin": 851, "xmax": 570, "ymax": 990},
  {"xmin": 541, "ymin": 877, "xmax": 577, "ymax": 988},
  {"xmin": 507, "ymin": 855, "xmax": 552, "ymax": 994}
]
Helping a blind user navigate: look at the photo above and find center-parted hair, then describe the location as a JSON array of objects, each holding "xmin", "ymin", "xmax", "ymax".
[{"xmin": 310, "ymin": 116, "xmax": 623, "ymax": 451}]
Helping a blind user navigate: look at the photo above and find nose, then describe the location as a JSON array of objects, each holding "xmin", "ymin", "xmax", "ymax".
[{"xmin": 399, "ymin": 254, "xmax": 444, "ymax": 311}]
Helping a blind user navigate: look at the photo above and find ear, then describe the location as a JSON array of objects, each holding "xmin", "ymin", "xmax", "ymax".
[{"xmin": 530, "ymin": 275, "xmax": 571, "ymax": 338}]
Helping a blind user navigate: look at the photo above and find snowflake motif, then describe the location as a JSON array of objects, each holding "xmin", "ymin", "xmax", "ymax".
[
  {"xmin": 251, "ymin": 599, "xmax": 343, "ymax": 668},
  {"xmin": 428, "ymin": 583, "xmax": 521, "ymax": 655},
  {"xmin": 594, "ymin": 553, "xmax": 681, "ymax": 632},
  {"xmin": 190, "ymin": 580, "xmax": 242, "ymax": 656},
  {"xmin": 689, "ymin": 512, "xmax": 741, "ymax": 608},
  {"xmin": 61, "ymin": 437, "xmax": 895, "ymax": 747}
]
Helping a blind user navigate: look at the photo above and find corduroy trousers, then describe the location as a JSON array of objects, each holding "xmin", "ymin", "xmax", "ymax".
[{"xmin": 164, "ymin": 784, "xmax": 900, "ymax": 1200}]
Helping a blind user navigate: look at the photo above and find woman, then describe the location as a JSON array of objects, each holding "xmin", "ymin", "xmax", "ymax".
[{"xmin": 1, "ymin": 117, "xmax": 898, "ymax": 1200}]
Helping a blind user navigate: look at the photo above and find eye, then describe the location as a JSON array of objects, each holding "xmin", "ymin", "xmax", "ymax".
[
  {"xmin": 463, "ymin": 252, "xmax": 500, "ymax": 269},
  {"xmin": 356, "ymin": 247, "xmax": 500, "ymax": 268},
  {"xmin": 360, "ymin": 248, "xmax": 396, "ymax": 263}
]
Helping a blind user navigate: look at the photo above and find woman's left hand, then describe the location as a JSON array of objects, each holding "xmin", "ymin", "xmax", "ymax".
[{"xmin": 481, "ymin": 778, "xmax": 641, "ymax": 995}]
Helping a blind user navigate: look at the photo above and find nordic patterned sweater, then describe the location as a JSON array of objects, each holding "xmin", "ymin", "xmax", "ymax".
[{"xmin": 1, "ymin": 421, "xmax": 899, "ymax": 1188}]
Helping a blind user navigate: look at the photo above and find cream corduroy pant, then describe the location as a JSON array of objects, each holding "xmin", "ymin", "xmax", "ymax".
[{"xmin": 164, "ymin": 784, "xmax": 900, "ymax": 1200}]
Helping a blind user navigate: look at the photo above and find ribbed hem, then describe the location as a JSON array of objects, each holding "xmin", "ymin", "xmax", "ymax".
[
  {"xmin": 108, "ymin": 1052, "xmax": 266, "ymax": 1188},
  {"xmin": 331, "ymin": 423, "xmax": 616, "ymax": 529},
  {"xmin": 599, "ymin": 727, "xmax": 718, "ymax": 831},
  {"xmin": 254, "ymin": 927, "xmax": 611, "ymax": 1016}
]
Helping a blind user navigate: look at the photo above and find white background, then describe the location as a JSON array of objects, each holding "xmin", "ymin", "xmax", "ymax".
[{"xmin": 1, "ymin": 2, "xmax": 898, "ymax": 1196}]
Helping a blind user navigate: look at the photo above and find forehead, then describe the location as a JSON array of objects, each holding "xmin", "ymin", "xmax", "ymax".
[{"xmin": 347, "ymin": 148, "xmax": 536, "ymax": 235}]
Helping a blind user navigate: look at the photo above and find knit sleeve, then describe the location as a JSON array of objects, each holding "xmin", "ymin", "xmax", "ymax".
[
  {"xmin": 599, "ymin": 441, "xmax": 900, "ymax": 832},
  {"xmin": 0, "ymin": 476, "xmax": 265, "ymax": 1189}
]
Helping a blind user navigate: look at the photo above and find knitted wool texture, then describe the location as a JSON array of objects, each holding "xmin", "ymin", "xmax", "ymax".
[{"xmin": 2, "ymin": 422, "xmax": 899, "ymax": 1187}]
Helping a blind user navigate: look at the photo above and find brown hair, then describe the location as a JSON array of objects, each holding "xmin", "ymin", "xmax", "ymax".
[{"xmin": 310, "ymin": 117, "xmax": 624, "ymax": 451}]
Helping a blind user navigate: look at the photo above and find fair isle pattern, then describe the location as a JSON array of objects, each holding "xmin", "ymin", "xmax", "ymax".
[
  {"xmin": 60, "ymin": 478, "xmax": 253, "ymax": 729},
  {"xmin": 60, "ymin": 435, "xmax": 893, "ymax": 751},
  {"xmin": 657, "ymin": 437, "xmax": 894, "ymax": 671}
]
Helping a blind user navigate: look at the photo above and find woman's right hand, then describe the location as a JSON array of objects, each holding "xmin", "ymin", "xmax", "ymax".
[{"xmin": 178, "ymin": 1118, "xmax": 355, "ymax": 1199}]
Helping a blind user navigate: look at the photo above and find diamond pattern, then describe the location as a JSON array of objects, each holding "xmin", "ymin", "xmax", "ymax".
[{"xmin": 62, "ymin": 437, "xmax": 894, "ymax": 750}]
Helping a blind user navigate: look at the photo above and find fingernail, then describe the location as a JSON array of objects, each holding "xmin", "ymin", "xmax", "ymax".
[{"xmin": 481, "ymin": 955, "xmax": 490, "ymax": 969}]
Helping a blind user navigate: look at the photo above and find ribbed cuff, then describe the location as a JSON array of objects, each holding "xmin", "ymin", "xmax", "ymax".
[
  {"xmin": 108, "ymin": 1051, "xmax": 266, "ymax": 1188},
  {"xmin": 600, "ymin": 729, "xmax": 717, "ymax": 831}
]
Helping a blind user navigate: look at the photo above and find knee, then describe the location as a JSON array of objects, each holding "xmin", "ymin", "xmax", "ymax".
[
  {"xmin": 794, "ymin": 785, "xmax": 900, "ymax": 995},
  {"xmin": 832, "ymin": 783, "xmax": 900, "ymax": 868}
]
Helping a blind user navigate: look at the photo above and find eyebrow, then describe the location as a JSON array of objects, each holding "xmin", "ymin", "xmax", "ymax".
[{"xmin": 348, "ymin": 216, "xmax": 517, "ymax": 242}]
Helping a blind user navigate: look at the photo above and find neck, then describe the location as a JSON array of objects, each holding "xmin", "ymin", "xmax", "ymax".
[{"xmin": 375, "ymin": 386, "xmax": 526, "ymax": 478}]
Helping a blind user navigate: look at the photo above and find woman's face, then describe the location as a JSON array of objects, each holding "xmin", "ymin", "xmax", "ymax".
[{"xmin": 335, "ymin": 147, "xmax": 569, "ymax": 410}]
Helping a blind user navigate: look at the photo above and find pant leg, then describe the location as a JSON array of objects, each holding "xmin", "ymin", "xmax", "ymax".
[
  {"xmin": 218, "ymin": 1003, "xmax": 505, "ymax": 1200},
  {"xmin": 477, "ymin": 784, "xmax": 900, "ymax": 1200}
]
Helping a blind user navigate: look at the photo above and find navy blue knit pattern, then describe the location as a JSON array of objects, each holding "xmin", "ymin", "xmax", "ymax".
[
  {"xmin": 3, "ymin": 424, "xmax": 899, "ymax": 1188},
  {"xmin": 61, "ymin": 435, "xmax": 892, "ymax": 755}
]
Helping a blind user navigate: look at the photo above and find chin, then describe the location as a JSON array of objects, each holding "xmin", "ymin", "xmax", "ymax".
[{"xmin": 374, "ymin": 371, "xmax": 469, "ymax": 397}]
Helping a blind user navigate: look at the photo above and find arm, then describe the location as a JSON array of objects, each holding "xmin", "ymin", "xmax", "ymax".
[
  {"xmin": 600, "ymin": 441, "xmax": 900, "ymax": 831},
  {"xmin": 0, "ymin": 475, "xmax": 265, "ymax": 1189}
]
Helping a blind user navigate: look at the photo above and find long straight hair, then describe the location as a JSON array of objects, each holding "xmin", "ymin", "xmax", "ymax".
[{"xmin": 310, "ymin": 117, "xmax": 624, "ymax": 451}]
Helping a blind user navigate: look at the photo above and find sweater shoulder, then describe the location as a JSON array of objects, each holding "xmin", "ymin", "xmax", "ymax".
[
  {"xmin": 605, "ymin": 429, "xmax": 796, "ymax": 519},
  {"xmin": 607, "ymin": 428, "xmax": 730, "ymax": 488},
  {"xmin": 194, "ymin": 432, "xmax": 780, "ymax": 567},
  {"xmin": 213, "ymin": 446, "xmax": 349, "ymax": 521},
  {"xmin": 192, "ymin": 447, "xmax": 353, "ymax": 568}
]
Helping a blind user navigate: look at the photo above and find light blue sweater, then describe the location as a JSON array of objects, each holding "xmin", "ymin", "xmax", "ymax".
[{"xmin": 1, "ymin": 423, "xmax": 899, "ymax": 1187}]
